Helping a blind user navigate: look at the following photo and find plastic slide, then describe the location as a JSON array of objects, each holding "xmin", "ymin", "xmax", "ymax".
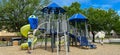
[
  {"xmin": 69, "ymin": 33, "xmax": 96, "ymax": 48},
  {"xmin": 20, "ymin": 24, "xmax": 37, "ymax": 49}
]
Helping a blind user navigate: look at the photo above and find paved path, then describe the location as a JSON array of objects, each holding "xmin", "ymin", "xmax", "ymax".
[{"xmin": 88, "ymin": 38, "xmax": 120, "ymax": 43}]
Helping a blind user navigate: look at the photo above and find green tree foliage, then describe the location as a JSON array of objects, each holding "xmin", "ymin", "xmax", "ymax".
[
  {"xmin": 86, "ymin": 8, "xmax": 120, "ymax": 32},
  {"xmin": 0, "ymin": 0, "xmax": 8, "ymax": 29},
  {"xmin": 64, "ymin": 2, "xmax": 120, "ymax": 33},
  {"xmin": 64, "ymin": 2, "xmax": 84, "ymax": 18},
  {"xmin": 1, "ymin": 1, "xmax": 120, "ymax": 33},
  {"xmin": 64, "ymin": 2, "xmax": 86, "ymax": 29},
  {"xmin": 0, "ymin": 0, "xmax": 50, "ymax": 31}
]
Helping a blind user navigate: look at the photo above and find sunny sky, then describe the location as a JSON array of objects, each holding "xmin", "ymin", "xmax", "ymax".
[
  {"xmin": 52, "ymin": 0, "xmax": 120, "ymax": 15},
  {"xmin": 0, "ymin": 0, "xmax": 120, "ymax": 15}
]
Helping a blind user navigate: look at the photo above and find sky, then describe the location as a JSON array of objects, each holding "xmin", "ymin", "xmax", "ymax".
[
  {"xmin": 0, "ymin": 0, "xmax": 120, "ymax": 15},
  {"xmin": 52, "ymin": 0, "xmax": 120, "ymax": 15}
]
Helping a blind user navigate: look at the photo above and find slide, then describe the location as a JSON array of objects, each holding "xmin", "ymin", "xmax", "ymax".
[
  {"xmin": 69, "ymin": 33, "xmax": 80, "ymax": 42},
  {"xmin": 20, "ymin": 24, "xmax": 37, "ymax": 49},
  {"xmin": 69, "ymin": 33, "xmax": 96, "ymax": 48}
]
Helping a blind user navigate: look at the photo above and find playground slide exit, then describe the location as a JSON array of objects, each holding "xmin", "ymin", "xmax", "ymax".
[{"xmin": 20, "ymin": 24, "xmax": 37, "ymax": 49}]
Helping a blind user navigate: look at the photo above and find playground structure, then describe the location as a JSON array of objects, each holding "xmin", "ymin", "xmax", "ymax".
[
  {"xmin": 20, "ymin": 2, "xmax": 96, "ymax": 55},
  {"xmin": 68, "ymin": 13, "xmax": 96, "ymax": 48},
  {"xmin": 20, "ymin": 3, "xmax": 69, "ymax": 55},
  {"xmin": 40, "ymin": 3, "xmax": 68, "ymax": 54}
]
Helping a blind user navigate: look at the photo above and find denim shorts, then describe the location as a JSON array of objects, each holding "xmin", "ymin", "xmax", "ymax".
[{"xmin": 28, "ymin": 42, "xmax": 32, "ymax": 47}]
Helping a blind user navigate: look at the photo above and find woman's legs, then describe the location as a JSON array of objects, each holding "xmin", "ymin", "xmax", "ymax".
[{"xmin": 101, "ymin": 38, "xmax": 104, "ymax": 45}]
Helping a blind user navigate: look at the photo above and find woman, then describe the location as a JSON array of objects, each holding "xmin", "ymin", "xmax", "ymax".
[{"xmin": 95, "ymin": 31, "xmax": 105, "ymax": 45}]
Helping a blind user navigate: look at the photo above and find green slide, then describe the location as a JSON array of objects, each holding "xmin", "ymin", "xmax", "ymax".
[{"xmin": 20, "ymin": 24, "xmax": 37, "ymax": 50}]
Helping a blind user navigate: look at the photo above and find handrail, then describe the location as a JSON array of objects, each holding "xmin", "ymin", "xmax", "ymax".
[{"xmin": 33, "ymin": 22, "xmax": 49, "ymax": 35}]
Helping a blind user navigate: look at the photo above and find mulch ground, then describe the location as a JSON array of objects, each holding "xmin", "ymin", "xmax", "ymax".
[{"xmin": 0, "ymin": 43, "xmax": 120, "ymax": 55}]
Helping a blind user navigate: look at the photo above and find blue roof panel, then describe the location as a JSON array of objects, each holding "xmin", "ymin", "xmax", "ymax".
[
  {"xmin": 41, "ymin": 2, "xmax": 66, "ymax": 14},
  {"xmin": 68, "ymin": 13, "xmax": 88, "ymax": 22}
]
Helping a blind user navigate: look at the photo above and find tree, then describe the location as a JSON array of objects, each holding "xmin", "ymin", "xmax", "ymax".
[
  {"xmin": 0, "ymin": 0, "xmax": 8, "ymax": 29},
  {"xmin": 64, "ymin": 2, "xmax": 120, "ymax": 33},
  {"xmin": 64, "ymin": 2, "xmax": 84, "ymax": 18},
  {"xmin": 0, "ymin": 0, "xmax": 50, "ymax": 31},
  {"xmin": 107, "ymin": 9, "xmax": 120, "ymax": 33},
  {"xmin": 86, "ymin": 7, "xmax": 120, "ymax": 32}
]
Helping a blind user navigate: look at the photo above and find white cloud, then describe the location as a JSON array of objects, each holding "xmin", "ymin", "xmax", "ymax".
[
  {"xmin": 71, "ymin": 0, "xmax": 91, "ymax": 3},
  {"xmin": 52, "ymin": 0, "xmax": 91, "ymax": 6},
  {"xmin": 52, "ymin": 0, "xmax": 70, "ymax": 6},
  {"xmin": 109, "ymin": 0, "xmax": 120, "ymax": 3},
  {"xmin": 92, "ymin": 4, "xmax": 112, "ymax": 9},
  {"xmin": 92, "ymin": 4, "xmax": 99, "ymax": 7},
  {"xmin": 117, "ymin": 11, "xmax": 120, "ymax": 16},
  {"xmin": 101, "ymin": 4, "xmax": 112, "ymax": 8}
]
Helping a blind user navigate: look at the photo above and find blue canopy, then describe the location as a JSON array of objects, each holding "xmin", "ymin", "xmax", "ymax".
[
  {"xmin": 41, "ymin": 2, "xmax": 66, "ymax": 14},
  {"xmin": 68, "ymin": 13, "xmax": 88, "ymax": 22}
]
